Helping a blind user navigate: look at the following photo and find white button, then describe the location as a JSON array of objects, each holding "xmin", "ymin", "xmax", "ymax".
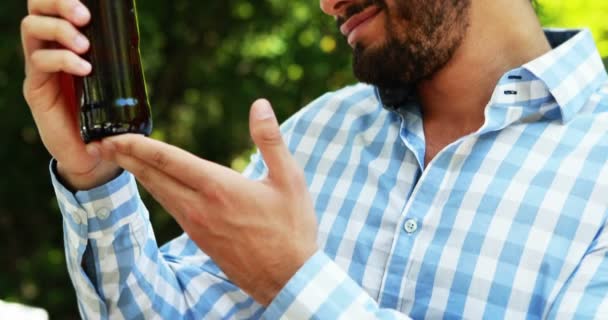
[
  {"xmin": 97, "ymin": 207, "xmax": 111, "ymax": 219},
  {"xmin": 404, "ymin": 219, "xmax": 419, "ymax": 234}
]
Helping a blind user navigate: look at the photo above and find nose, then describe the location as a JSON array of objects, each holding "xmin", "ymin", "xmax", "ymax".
[{"xmin": 320, "ymin": 0, "xmax": 352, "ymax": 17}]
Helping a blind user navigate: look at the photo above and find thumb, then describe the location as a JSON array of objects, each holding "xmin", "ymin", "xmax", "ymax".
[{"xmin": 249, "ymin": 99, "xmax": 296, "ymax": 185}]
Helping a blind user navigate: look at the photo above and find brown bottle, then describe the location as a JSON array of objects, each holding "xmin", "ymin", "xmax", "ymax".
[{"xmin": 77, "ymin": 0, "xmax": 152, "ymax": 143}]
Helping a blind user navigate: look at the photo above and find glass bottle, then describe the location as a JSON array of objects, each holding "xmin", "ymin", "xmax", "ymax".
[{"xmin": 77, "ymin": 0, "xmax": 152, "ymax": 143}]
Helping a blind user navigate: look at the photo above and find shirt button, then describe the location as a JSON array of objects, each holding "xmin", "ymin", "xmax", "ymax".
[
  {"xmin": 97, "ymin": 207, "xmax": 111, "ymax": 219},
  {"xmin": 404, "ymin": 219, "xmax": 419, "ymax": 234}
]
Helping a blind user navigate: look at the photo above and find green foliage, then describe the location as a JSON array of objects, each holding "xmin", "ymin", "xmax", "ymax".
[
  {"xmin": 540, "ymin": 0, "xmax": 608, "ymax": 55},
  {"xmin": 0, "ymin": 0, "xmax": 606, "ymax": 318}
]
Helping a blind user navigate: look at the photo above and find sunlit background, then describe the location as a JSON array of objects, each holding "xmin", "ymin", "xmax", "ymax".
[{"xmin": 0, "ymin": 0, "xmax": 605, "ymax": 318}]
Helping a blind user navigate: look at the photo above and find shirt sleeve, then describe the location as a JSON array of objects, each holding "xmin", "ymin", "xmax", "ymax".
[
  {"xmin": 263, "ymin": 251, "xmax": 413, "ymax": 319},
  {"xmin": 546, "ymin": 220, "xmax": 608, "ymax": 319},
  {"xmin": 52, "ymin": 92, "xmax": 378, "ymax": 319},
  {"xmin": 51, "ymin": 159, "xmax": 266, "ymax": 319}
]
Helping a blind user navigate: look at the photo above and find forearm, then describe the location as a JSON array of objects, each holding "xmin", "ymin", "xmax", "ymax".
[
  {"xmin": 79, "ymin": 217, "xmax": 260, "ymax": 318},
  {"xmin": 52, "ymin": 160, "xmax": 263, "ymax": 318}
]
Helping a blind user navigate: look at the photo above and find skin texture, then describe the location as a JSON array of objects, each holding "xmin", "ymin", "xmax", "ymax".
[
  {"xmin": 21, "ymin": 0, "xmax": 121, "ymax": 190},
  {"xmin": 338, "ymin": 0, "xmax": 472, "ymax": 89},
  {"xmin": 323, "ymin": 0, "xmax": 550, "ymax": 165},
  {"xmin": 21, "ymin": 0, "xmax": 551, "ymax": 305},
  {"xmin": 97, "ymin": 100, "xmax": 318, "ymax": 305}
]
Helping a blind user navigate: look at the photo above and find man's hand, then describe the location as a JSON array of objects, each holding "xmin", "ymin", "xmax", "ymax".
[
  {"xmin": 95, "ymin": 99, "xmax": 319, "ymax": 305},
  {"xmin": 21, "ymin": 0, "xmax": 121, "ymax": 190}
]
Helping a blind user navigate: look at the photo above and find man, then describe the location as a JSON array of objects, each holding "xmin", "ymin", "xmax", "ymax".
[{"xmin": 21, "ymin": 0, "xmax": 608, "ymax": 318}]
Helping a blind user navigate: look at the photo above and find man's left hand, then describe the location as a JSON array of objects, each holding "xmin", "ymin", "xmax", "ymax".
[{"xmin": 96, "ymin": 99, "xmax": 318, "ymax": 306}]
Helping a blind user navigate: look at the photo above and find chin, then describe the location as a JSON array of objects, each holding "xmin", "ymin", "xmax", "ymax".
[{"xmin": 353, "ymin": 39, "xmax": 385, "ymax": 55}]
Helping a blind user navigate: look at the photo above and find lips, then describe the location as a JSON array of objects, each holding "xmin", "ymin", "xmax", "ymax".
[{"xmin": 339, "ymin": 6, "xmax": 382, "ymax": 38}]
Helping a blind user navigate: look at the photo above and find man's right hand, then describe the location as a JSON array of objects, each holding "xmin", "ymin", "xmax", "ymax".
[{"xmin": 21, "ymin": 0, "xmax": 121, "ymax": 190}]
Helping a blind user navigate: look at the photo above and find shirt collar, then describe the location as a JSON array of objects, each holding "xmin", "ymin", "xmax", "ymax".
[
  {"xmin": 375, "ymin": 29, "xmax": 607, "ymax": 124},
  {"xmin": 523, "ymin": 29, "xmax": 607, "ymax": 122}
]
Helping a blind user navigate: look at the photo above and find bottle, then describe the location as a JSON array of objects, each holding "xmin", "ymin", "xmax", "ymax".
[{"xmin": 76, "ymin": 0, "xmax": 152, "ymax": 143}]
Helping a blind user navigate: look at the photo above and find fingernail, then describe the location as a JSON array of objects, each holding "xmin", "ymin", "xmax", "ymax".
[
  {"xmin": 254, "ymin": 99, "xmax": 275, "ymax": 120},
  {"xmin": 74, "ymin": 34, "xmax": 89, "ymax": 50},
  {"xmin": 73, "ymin": 4, "xmax": 90, "ymax": 22},
  {"xmin": 78, "ymin": 59, "xmax": 91, "ymax": 73}
]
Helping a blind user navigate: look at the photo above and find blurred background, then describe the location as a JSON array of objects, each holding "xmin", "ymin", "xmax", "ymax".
[{"xmin": 0, "ymin": 0, "xmax": 606, "ymax": 318}]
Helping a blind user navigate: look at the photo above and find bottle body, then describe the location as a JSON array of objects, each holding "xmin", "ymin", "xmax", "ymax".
[{"xmin": 77, "ymin": 0, "xmax": 152, "ymax": 143}]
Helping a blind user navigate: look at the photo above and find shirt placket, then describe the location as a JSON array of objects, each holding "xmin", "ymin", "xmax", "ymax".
[{"xmin": 375, "ymin": 72, "xmax": 537, "ymax": 312}]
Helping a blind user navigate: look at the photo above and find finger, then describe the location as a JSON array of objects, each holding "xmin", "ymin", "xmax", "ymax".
[
  {"xmin": 21, "ymin": 15, "xmax": 89, "ymax": 59},
  {"xmin": 101, "ymin": 134, "xmax": 230, "ymax": 189},
  {"xmin": 25, "ymin": 74, "xmax": 98, "ymax": 172},
  {"xmin": 59, "ymin": 72, "xmax": 80, "ymax": 122},
  {"xmin": 248, "ymin": 99, "xmax": 299, "ymax": 186},
  {"xmin": 110, "ymin": 150, "xmax": 199, "ymax": 224},
  {"xmin": 30, "ymin": 49, "xmax": 91, "ymax": 76},
  {"xmin": 22, "ymin": 0, "xmax": 90, "ymax": 76},
  {"xmin": 28, "ymin": 0, "xmax": 91, "ymax": 26}
]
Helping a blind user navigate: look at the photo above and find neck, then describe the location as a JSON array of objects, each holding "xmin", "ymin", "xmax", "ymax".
[{"xmin": 416, "ymin": 0, "xmax": 551, "ymax": 132}]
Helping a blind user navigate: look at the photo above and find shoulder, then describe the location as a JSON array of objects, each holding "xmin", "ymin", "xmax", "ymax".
[
  {"xmin": 279, "ymin": 83, "xmax": 384, "ymax": 136},
  {"xmin": 557, "ymin": 81, "xmax": 608, "ymax": 181},
  {"xmin": 577, "ymin": 80, "xmax": 608, "ymax": 115},
  {"xmin": 245, "ymin": 83, "xmax": 391, "ymax": 177},
  {"xmin": 565, "ymin": 82, "xmax": 608, "ymax": 147},
  {"xmin": 276, "ymin": 83, "xmax": 402, "ymax": 163},
  {"xmin": 589, "ymin": 81, "xmax": 608, "ymax": 114},
  {"xmin": 568, "ymin": 80, "xmax": 608, "ymax": 130},
  {"xmin": 309, "ymin": 82, "xmax": 378, "ymax": 109}
]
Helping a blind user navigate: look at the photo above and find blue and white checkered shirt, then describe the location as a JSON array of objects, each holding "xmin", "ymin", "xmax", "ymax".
[{"xmin": 52, "ymin": 29, "xmax": 608, "ymax": 319}]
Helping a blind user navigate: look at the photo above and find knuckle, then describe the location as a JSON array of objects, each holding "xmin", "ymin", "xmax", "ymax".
[
  {"xmin": 116, "ymin": 140, "xmax": 133, "ymax": 156},
  {"xmin": 124, "ymin": 142, "xmax": 134, "ymax": 156},
  {"xmin": 187, "ymin": 211, "xmax": 207, "ymax": 230},
  {"xmin": 180, "ymin": 201, "xmax": 196, "ymax": 218},
  {"xmin": 20, "ymin": 16, "xmax": 33, "ymax": 34},
  {"xmin": 59, "ymin": 19, "xmax": 75, "ymax": 37},
  {"xmin": 22, "ymin": 81, "xmax": 34, "ymax": 105},
  {"xmin": 135, "ymin": 166, "xmax": 150, "ymax": 183},
  {"xmin": 51, "ymin": 19, "xmax": 62, "ymax": 37},
  {"xmin": 152, "ymin": 151, "xmax": 169, "ymax": 169},
  {"xmin": 257, "ymin": 127, "xmax": 283, "ymax": 146},
  {"xmin": 53, "ymin": 0, "xmax": 62, "ymax": 15},
  {"xmin": 22, "ymin": 81, "xmax": 29, "ymax": 101},
  {"xmin": 29, "ymin": 51, "xmax": 43, "ymax": 68},
  {"xmin": 292, "ymin": 169, "xmax": 306, "ymax": 187},
  {"xmin": 200, "ymin": 180, "xmax": 228, "ymax": 205},
  {"xmin": 61, "ymin": 52, "xmax": 73, "ymax": 69},
  {"xmin": 27, "ymin": 0, "xmax": 36, "ymax": 13},
  {"xmin": 181, "ymin": 202, "xmax": 206, "ymax": 228}
]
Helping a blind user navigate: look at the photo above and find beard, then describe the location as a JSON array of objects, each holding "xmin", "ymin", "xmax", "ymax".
[{"xmin": 340, "ymin": 0, "xmax": 472, "ymax": 89}]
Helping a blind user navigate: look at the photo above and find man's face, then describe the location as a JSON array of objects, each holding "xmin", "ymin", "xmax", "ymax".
[{"xmin": 321, "ymin": 0, "xmax": 472, "ymax": 89}]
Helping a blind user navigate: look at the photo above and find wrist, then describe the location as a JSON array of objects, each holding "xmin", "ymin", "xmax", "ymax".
[
  {"xmin": 254, "ymin": 243, "xmax": 318, "ymax": 306},
  {"xmin": 56, "ymin": 160, "xmax": 122, "ymax": 191}
]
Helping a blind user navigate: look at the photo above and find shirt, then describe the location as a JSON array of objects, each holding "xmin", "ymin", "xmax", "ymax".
[{"xmin": 51, "ymin": 29, "xmax": 608, "ymax": 319}]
